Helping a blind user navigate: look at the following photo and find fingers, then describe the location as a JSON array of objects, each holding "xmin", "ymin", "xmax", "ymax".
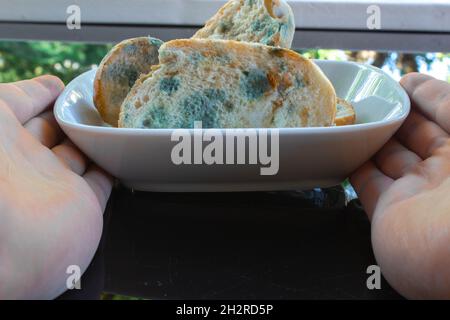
[
  {"xmin": 53, "ymin": 141, "xmax": 114, "ymax": 212},
  {"xmin": 24, "ymin": 110, "xmax": 64, "ymax": 149},
  {"xmin": 52, "ymin": 139, "xmax": 89, "ymax": 176},
  {"xmin": 54, "ymin": 143, "xmax": 113, "ymax": 212},
  {"xmin": 0, "ymin": 75, "xmax": 64, "ymax": 124},
  {"xmin": 83, "ymin": 165, "xmax": 113, "ymax": 213},
  {"xmin": 350, "ymin": 161, "xmax": 394, "ymax": 221},
  {"xmin": 400, "ymin": 72, "xmax": 450, "ymax": 134},
  {"xmin": 396, "ymin": 110, "xmax": 449, "ymax": 159},
  {"xmin": 374, "ymin": 138, "xmax": 422, "ymax": 179}
]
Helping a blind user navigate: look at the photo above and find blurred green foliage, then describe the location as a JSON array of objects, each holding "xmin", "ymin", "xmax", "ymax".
[
  {"xmin": 100, "ymin": 292, "xmax": 145, "ymax": 300},
  {"xmin": 0, "ymin": 40, "xmax": 112, "ymax": 83},
  {"xmin": 0, "ymin": 40, "xmax": 449, "ymax": 84},
  {"xmin": 299, "ymin": 49, "xmax": 450, "ymax": 82}
]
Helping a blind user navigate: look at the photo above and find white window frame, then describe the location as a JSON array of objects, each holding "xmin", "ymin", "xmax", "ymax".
[
  {"xmin": 1, "ymin": 0, "xmax": 449, "ymax": 31},
  {"xmin": 0, "ymin": 0, "xmax": 449, "ymax": 52}
]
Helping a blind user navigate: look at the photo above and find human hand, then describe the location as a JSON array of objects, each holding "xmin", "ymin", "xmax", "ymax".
[
  {"xmin": 351, "ymin": 73, "xmax": 450, "ymax": 299},
  {"xmin": 0, "ymin": 75, "xmax": 113, "ymax": 299}
]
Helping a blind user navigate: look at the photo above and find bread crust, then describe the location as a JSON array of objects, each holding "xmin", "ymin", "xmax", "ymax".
[{"xmin": 335, "ymin": 98, "xmax": 356, "ymax": 126}]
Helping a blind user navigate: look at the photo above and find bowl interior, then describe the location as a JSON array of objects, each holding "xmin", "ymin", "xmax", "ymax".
[{"xmin": 55, "ymin": 60, "xmax": 409, "ymax": 129}]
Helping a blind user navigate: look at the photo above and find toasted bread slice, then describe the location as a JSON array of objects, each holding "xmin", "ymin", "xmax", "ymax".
[
  {"xmin": 335, "ymin": 98, "xmax": 356, "ymax": 126},
  {"xmin": 93, "ymin": 36, "xmax": 163, "ymax": 126},
  {"xmin": 193, "ymin": 0, "xmax": 295, "ymax": 48},
  {"xmin": 119, "ymin": 39, "xmax": 336, "ymax": 129}
]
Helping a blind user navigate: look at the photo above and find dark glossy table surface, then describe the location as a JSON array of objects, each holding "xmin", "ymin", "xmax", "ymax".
[{"xmin": 60, "ymin": 185, "xmax": 403, "ymax": 300}]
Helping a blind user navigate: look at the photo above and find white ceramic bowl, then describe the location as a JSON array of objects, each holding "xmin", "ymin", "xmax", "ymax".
[{"xmin": 54, "ymin": 60, "xmax": 410, "ymax": 192}]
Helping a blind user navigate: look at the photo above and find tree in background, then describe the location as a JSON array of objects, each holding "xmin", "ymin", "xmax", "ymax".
[
  {"xmin": 299, "ymin": 49, "xmax": 450, "ymax": 82},
  {"xmin": 0, "ymin": 41, "xmax": 449, "ymax": 84},
  {"xmin": 0, "ymin": 41, "xmax": 112, "ymax": 83}
]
